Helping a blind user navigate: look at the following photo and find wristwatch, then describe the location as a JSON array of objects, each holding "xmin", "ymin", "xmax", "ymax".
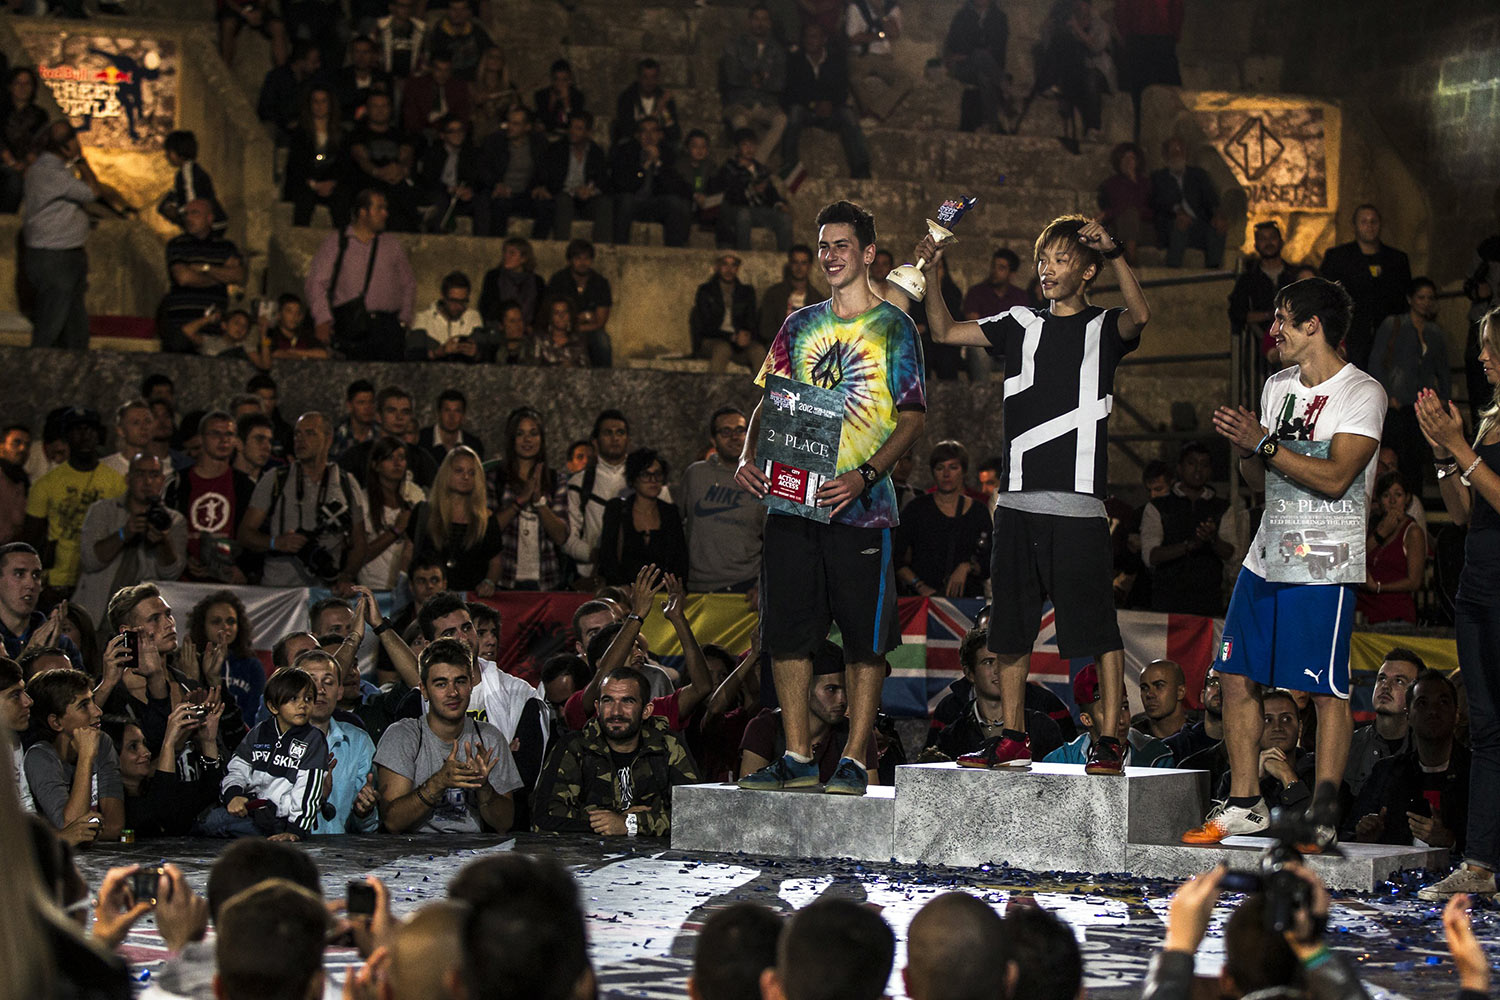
[
  {"xmin": 372, "ymin": 617, "xmax": 393, "ymax": 635},
  {"xmin": 855, "ymin": 463, "xmax": 879, "ymax": 490},
  {"xmin": 1101, "ymin": 243, "xmax": 1124, "ymax": 260},
  {"xmin": 624, "ymin": 813, "xmax": 638, "ymax": 837},
  {"xmin": 1256, "ymin": 436, "xmax": 1280, "ymax": 461}
]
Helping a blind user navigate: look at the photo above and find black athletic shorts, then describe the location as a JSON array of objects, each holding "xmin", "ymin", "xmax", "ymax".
[
  {"xmin": 760, "ymin": 513, "xmax": 900, "ymax": 662},
  {"xmin": 988, "ymin": 505, "xmax": 1122, "ymax": 658}
]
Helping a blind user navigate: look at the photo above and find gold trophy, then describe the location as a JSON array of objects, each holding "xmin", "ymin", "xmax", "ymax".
[{"xmin": 886, "ymin": 196, "xmax": 980, "ymax": 300}]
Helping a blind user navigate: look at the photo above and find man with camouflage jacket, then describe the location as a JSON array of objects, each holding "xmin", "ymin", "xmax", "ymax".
[{"xmin": 533, "ymin": 664, "xmax": 700, "ymax": 837}]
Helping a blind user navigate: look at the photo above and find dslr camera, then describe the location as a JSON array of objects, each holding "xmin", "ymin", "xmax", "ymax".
[
  {"xmin": 296, "ymin": 499, "xmax": 351, "ymax": 582},
  {"xmin": 145, "ymin": 497, "xmax": 173, "ymax": 533},
  {"xmin": 1218, "ymin": 806, "xmax": 1338, "ymax": 934}
]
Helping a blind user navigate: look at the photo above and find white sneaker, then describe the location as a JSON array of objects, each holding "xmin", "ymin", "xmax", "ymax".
[
  {"xmin": 1182, "ymin": 798, "xmax": 1269, "ymax": 844},
  {"xmin": 1418, "ymin": 866, "xmax": 1497, "ymax": 901}
]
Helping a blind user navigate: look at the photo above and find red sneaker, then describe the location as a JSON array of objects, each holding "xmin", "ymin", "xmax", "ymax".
[
  {"xmin": 1084, "ymin": 735, "xmax": 1125, "ymax": 775},
  {"xmin": 957, "ymin": 734, "xmax": 1031, "ymax": 769}
]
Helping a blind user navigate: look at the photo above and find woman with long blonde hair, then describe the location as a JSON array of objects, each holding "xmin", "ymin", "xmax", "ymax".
[
  {"xmin": 409, "ymin": 446, "xmax": 504, "ymax": 595},
  {"xmin": 1415, "ymin": 305, "xmax": 1500, "ymax": 901}
]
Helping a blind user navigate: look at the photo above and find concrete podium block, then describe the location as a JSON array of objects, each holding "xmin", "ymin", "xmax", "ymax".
[
  {"xmin": 891, "ymin": 763, "xmax": 1209, "ymax": 871},
  {"xmin": 1127, "ymin": 839, "xmax": 1450, "ymax": 893},
  {"xmin": 672, "ymin": 783, "xmax": 896, "ymax": 861}
]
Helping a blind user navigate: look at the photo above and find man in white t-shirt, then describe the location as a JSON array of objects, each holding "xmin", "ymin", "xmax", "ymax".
[
  {"xmin": 102, "ymin": 400, "xmax": 156, "ymax": 478},
  {"xmin": 1184, "ymin": 278, "xmax": 1384, "ymax": 845}
]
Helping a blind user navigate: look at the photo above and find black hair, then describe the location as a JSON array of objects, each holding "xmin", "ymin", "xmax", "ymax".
[
  {"xmin": 1177, "ymin": 439, "xmax": 1211, "ymax": 462},
  {"xmin": 686, "ymin": 128, "xmax": 710, "ymax": 144},
  {"xmin": 270, "ymin": 632, "xmax": 318, "ymax": 670},
  {"xmin": 246, "ymin": 373, "xmax": 278, "ymax": 394},
  {"xmin": 346, "ymin": 378, "xmax": 375, "ymax": 401},
  {"xmin": 992, "ymin": 246, "xmax": 1020, "ymax": 269},
  {"xmin": 16, "ymin": 647, "xmax": 67, "ymax": 680},
  {"xmin": 419, "ymin": 637, "xmax": 473, "ymax": 684},
  {"xmin": 566, "ymin": 237, "xmax": 596, "ymax": 262},
  {"xmin": 437, "ymin": 388, "xmax": 467, "ymax": 410},
  {"xmin": 1222, "ymin": 894, "xmax": 1300, "ymax": 992},
  {"xmin": 164, "ymin": 129, "xmax": 198, "ymax": 160},
  {"xmin": 354, "ymin": 188, "xmax": 385, "ymax": 214},
  {"xmin": 0, "ymin": 541, "xmax": 39, "ymax": 573},
  {"xmin": 1408, "ymin": 275, "xmax": 1437, "ymax": 298},
  {"xmin": 600, "ymin": 665, "xmax": 651, "ymax": 703},
  {"xmin": 567, "ymin": 109, "xmax": 593, "ymax": 129},
  {"xmin": 467, "ymin": 601, "xmax": 501, "ymax": 631},
  {"xmin": 1005, "ymin": 904, "xmax": 1082, "ymax": 1000},
  {"xmin": 585, "ymin": 621, "xmax": 625, "ymax": 670},
  {"xmin": 709, "ymin": 405, "xmax": 746, "ymax": 439},
  {"xmin": 0, "ymin": 656, "xmax": 20, "ymax": 691},
  {"xmin": 235, "ymin": 411, "xmax": 273, "ymax": 441},
  {"xmin": 625, "ymin": 447, "xmax": 667, "ymax": 486},
  {"xmin": 1412, "ymin": 668, "xmax": 1458, "ymax": 703},
  {"xmin": 1143, "ymin": 459, "xmax": 1171, "ymax": 483},
  {"xmin": 140, "ymin": 373, "xmax": 174, "ymax": 398},
  {"xmin": 459, "ymin": 855, "xmax": 590, "ymax": 1000},
  {"xmin": 731, "ymin": 126, "xmax": 757, "ymax": 146},
  {"xmin": 814, "ymin": 200, "xmax": 877, "ymax": 250},
  {"xmin": 263, "ymin": 667, "xmax": 315, "ymax": 709},
  {"xmin": 376, "ymin": 384, "xmax": 413, "ymax": 409},
  {"xmin": 550, "ymin": 58, "xmax": 573, "ymax": 75},
  {"xmin": 541, "ymin": 653, "xmax": 591, "ymax": 689},
  {"xmin": 905, "ymin": 893, "xmax": 1009, "ymax": 1000},
  {"xmin": 419, "ymin": 591, "xmax": 472, "ymax": 641},
  {"xmin": 592, "ymin": 408, "xmax": 628, "ymax": 439},
  {"xmin": 958, "ymin": 627, "xmax": 987, "ymax": 672},
  {"xmin": 777, "ymin": 899, "xmax": 894, "ymax": 1000},
  {"xmin": 693, "ymin": 902, "xmax": 782, "ymax": 1000},
  {"xmin": 1273, "ymin": 277, "xmax": 1354, "ymax": 349},
  {"xmin": 1381, "ymin": 647, "xmax": 1428, "ymax": 672},
  {"xmin": 441, "ymin": 271, "xmax": 471, "ymax": 295}
]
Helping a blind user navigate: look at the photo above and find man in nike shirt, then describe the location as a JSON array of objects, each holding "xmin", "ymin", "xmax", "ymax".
[{"xmin": 680, "ymin": 405, "xmax": 763, "ymax": 594}]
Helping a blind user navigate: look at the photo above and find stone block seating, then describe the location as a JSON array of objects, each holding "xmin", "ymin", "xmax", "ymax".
[{"xmin": 672, "ymin": 763, "xmax": 1450, "ymax": 892}]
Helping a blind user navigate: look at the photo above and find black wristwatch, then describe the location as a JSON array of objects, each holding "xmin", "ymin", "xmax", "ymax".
[
  {"xmin": 1101, "ymin": 243, "xmax": 1125, "ymax": 260},
  {"xmin": 855, "ymin": 463, "xmax": 879, "ymax": 491},
  {"xmin": 373, "ymin": 617, "xmax": 393, "ymax": 635},
  {"xmin": 1257, "ymin": 436, "xmax": 1280, "ymax": 460}
]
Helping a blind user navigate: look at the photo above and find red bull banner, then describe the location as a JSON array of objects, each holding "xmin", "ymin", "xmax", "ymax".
[{"xmin": 21, "ymin": 33, "xmax": 178, "ymax": 148}]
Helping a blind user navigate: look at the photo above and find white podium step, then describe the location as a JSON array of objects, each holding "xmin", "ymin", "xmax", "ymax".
[{"xmin": 671, "ymin": 763, "xmax": 1451, "ymax": 891}]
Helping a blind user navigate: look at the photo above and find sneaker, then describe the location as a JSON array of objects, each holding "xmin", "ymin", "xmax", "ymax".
[
  {"xmin": 1181, "ymin": 799, "xmax": 1269, "ymax": 844},
  {"xmin": 738, "ymin": 754, "xmax": 820, "ymax": 791},
  {"xmin": 1418, "ymin": 866, "xmax": 1498, "ymax": 901},
  {"xmin": 1295, "ymin": 797, "xmax": 1341, "ymax": 854},
  {"xmin": 1085, "ymin": 735, "xmax": 1125, "ymax": 775},
  {"xmin": 824, "ymin": 758, "xmax": 868, "ymax": 796},
  {"xmin": 957, "ymin": 734, "xmax": 1030, "ymax": 769}
]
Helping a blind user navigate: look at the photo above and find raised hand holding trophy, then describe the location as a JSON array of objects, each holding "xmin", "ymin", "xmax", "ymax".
[{"xmin": 885, "ymin": 195, "xmax": 980, "ymax": 299}]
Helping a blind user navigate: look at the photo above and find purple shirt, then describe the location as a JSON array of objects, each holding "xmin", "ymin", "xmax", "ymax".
[
  {"xmin": 962, "ymin": 280, "xmax": 1029, "ymax": 320},
  {"xmin": 305, "ymin": 228, "xmax": 417, "ymax": 326}
]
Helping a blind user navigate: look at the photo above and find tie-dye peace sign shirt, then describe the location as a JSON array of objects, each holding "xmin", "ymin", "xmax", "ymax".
[{"xmin": 755, "ymin": 297, "xmax": 926, "ymax": 528}]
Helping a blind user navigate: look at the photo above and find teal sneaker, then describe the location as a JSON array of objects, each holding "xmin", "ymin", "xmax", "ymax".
[
  {"xmin": 738, "ymin": 754, "xmax": 820, "ymax": 790},
  {"xmin": 824, "ymin": 757, "xmax": 868, "ymax": 796}
]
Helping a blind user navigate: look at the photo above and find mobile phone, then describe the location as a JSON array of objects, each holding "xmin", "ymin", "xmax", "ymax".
[
  {"xmin": 122, "ymin": 630, "xmax": 140, "ymax": 671},
  {"xmin": 346, "ymin": 879, "xmax": 376, "ymax": 918},
  {"xmin": 1408, "ymin": 794, "xmax": 1434, "ymax": 818},
  {"xmin": 131, "ymin": 865, "xmax": 167, "ymax": 905}
]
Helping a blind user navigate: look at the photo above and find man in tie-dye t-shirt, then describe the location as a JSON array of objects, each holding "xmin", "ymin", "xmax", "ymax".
[{"xmin": 733, "ymin": 200, "xmax": 926, "ymax": 797}]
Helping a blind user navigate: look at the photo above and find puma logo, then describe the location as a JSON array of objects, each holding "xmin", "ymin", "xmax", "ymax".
[{"xmin": 1303, "ymin": 668, "xmax": 1323, "ymax": 684}]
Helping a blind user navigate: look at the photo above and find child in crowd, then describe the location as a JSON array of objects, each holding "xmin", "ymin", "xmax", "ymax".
[{"xmin": 204, "ymin": 667, "xmax": 330, "ymax": 840}]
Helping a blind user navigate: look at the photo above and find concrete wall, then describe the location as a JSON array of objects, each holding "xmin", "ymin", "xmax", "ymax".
[{"xmin": 1255, "ymin": 1, "xmax": 1500, "ymax": 281}]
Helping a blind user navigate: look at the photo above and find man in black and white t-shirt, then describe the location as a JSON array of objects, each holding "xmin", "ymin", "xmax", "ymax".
[
  {"xmin": 918, "ymin": 213, "xmax": 1151, "ymax": 775},
  {"xmin": 1184, "ymin": 277, "xmax": 1384, "ymax": 846}
]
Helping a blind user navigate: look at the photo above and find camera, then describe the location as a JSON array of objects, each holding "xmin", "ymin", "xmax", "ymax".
[
  {"xmin": 145, "ymin": 497, "xmax": 173, "ymax": 533},
  {"xmin": 346, "ymin": 880, "xmax": 376, "ymax": 918},
  {"xmin": 130, "ymin": 865, "xmax": 167, "ymax": 905},
  {"xmin": 295, "ymin": 500, "xmax": 350, "ymax": 582},
  {"xmin": 1218, "ymin": 806, "xmax": 1339, "ymax": 935}
]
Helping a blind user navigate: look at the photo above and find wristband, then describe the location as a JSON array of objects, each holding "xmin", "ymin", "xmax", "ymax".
[
  {"xmin": 269, "ymin": 537, "xmax": 276, "ymax": 552},
  {"xmin": 416, "ymin": 781, "xmax": 439, "ymax": 808},
  {"xmin": 373, "ymin": 617, "xmax": 392, "ymax": 635},
  {"xmin": 1461, "ymin": 455, "xmax": 1484, "ymax": 487},
  {"xmin": 625, "ymin": 613, "xmax": 645, "ymax": 623},
  {"xmin": 625, "ymin": 813, "xmax": 639, "ymax": 837},
  {"xmin": 118, "ymin": 527, "xmax": 126, "ymax": 541},
  {"xmin": 1300, "ymin": 944, "xmax": 1332, "ymax": 971},
  {"xmin": 1101, "ymin": 243, "xmax": 1124, "ymax": 260}
]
